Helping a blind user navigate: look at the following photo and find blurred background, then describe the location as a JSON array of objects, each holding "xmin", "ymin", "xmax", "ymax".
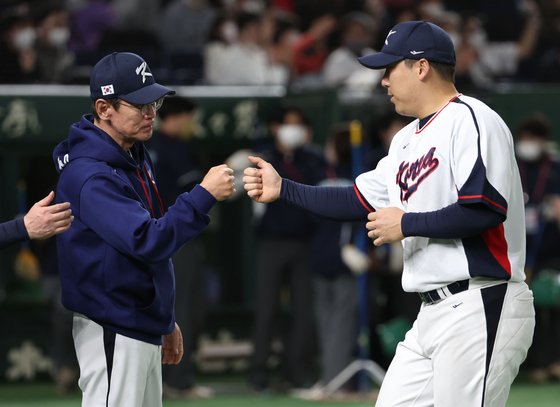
[{"xmin": 0, "ymin": 0, "xmax": 560, "ymax": 405}]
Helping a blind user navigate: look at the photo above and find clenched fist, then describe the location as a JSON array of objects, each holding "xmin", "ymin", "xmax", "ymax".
[
  {"xmin": 200, "ymin": 164, "xmax": 235, "ymax": 201},
  {"xmin": 243, "ymin": 156, "xmax": 282, "ymax": 203}
]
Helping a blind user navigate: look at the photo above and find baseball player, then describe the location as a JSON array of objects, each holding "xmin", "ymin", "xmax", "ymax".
[
  {"xmin": 53, "ymin": 52, "xmax": 234, "ymax": 407},
  {"xmin": 244, "ymin": 21, "xmax": 535, "ymax": 406}
]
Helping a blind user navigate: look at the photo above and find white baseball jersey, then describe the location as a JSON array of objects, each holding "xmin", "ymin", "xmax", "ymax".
[{"xmin": 356, "ymin": 94, "xmax": 526, "ymax": 292}]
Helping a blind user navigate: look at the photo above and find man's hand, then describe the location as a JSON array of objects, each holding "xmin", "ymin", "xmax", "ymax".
[
  {"xmin": 200, "ymin": 164, "xmax": 235, "ymax": 201},
  {"xmin": 24, "ymin": 191, "xmax": 73, "ymax": 240},
  {"xmin": 243, "ymin": 156, "xmax": 282, "ymax": 203},
  {"xmin": 162, "ymin": 323, "xmax": 183, "ymax": 365},
  {"xmin": 366, "ymin": 207, "xmax": 405, "ymax": 246}
]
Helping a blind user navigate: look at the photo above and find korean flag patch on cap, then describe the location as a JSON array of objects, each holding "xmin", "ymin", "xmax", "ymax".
[{"xmin": 101, "ymin": 85, "xmax": 114, "ymax": 96}]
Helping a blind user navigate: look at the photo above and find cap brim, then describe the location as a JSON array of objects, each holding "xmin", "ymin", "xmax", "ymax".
[
  {"xmin": 120, "ymin": 83, "xmax": 175, "ymax": 104},
  {"xmin": 358, "ymin": 52, "xmax": 404, "ymax": 69}
]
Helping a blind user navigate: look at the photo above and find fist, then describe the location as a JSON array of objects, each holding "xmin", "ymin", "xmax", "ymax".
[{"xmin": 200, "ymin": 164, "xmax": 235, "ymax": 201}]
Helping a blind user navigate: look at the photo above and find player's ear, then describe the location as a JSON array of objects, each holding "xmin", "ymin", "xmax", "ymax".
[{"xmin": 417, "ymin": 59, "xmax": 430, "ymax": 80}]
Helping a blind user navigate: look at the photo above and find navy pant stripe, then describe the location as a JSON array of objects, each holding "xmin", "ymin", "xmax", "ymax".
[
  {"xmin": 103, "ymin": 329, "xmax": 116, "ymax": 407},
  {"xmin": 480, "ymin": 283, "xmax": 507, "ymax": 406}
]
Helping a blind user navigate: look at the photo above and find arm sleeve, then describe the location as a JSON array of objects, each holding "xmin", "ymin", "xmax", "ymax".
[
  {"xmin": 280, "ymin": 179, "xmax": 371, "ymax": 221},
  {"xmin": 0, "ymin": 218, "xmax": 29, "ymax": 249},
  {"xmin": 402, "ymin": 202, "xmax": 505, "ymax": 239}
]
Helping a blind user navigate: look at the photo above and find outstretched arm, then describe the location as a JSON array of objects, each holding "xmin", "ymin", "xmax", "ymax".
[
  {"xmin": 0, "ymin": 218, "xmax": 28, "ymax": 249},
  {"xmin": 244, "ymin": 156, "xmax": 370, "ymax": 220}
]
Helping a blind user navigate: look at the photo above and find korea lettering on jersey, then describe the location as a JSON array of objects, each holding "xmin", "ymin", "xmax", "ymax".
[{"xmin": 355, "ymin": 95, "xmax": 526, "ymax": 292}]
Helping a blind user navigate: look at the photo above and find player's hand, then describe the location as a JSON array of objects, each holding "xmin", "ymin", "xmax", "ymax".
[
  {"xmin": 200, "ymin": 164, "xmax": 235, "ymax": 201},
  {"xmin": 366, "ymin": 207, "xmax": 405, "ymax": 246},
  {"xmin": 24, "ymin": 191, "xmax": 73, "ymax": 240},
  {"xmin": 243, "ymin": 156, "xmax": 282, "ymax": 203},
  {"xmin": 162, "ymin": 323, "xmax": 183, "ymax": 365}
]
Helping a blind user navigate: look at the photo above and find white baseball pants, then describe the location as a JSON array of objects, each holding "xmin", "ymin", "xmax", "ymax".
[
  {"xmin": 376, "ymin": 281, "xmax": 535, "ymax": 407},
  {"xmin": 72, "ymin": 314, "xmax": 162, "ymax": 407}
]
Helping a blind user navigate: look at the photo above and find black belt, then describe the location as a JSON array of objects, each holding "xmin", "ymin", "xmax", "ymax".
[{"xmin": 418, "ymin": 279, "xmax": 470, "ymax": 304}]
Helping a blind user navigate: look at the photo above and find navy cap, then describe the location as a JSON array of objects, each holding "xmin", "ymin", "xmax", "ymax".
[
  {"xmin": 358, "ymin": 21, "xmax": 455, "ymax": 69},
  {"xmin": 90, "ymin": 52, "xmax": 175, "ymax": 104}
]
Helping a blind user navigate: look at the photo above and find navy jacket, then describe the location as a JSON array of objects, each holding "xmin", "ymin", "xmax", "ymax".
[
  {"xmin": 53, "ymin": 115, "xmax": 215, "ymax": 344},
  {"xmin": 0, "ymin": 218, "xmax": 28, "ymax": 249}
]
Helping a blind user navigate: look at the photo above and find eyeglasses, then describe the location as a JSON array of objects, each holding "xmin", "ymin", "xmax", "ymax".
[{"xmin": 116, "ymin": 98, "xmax": 165, "ymax": 116}]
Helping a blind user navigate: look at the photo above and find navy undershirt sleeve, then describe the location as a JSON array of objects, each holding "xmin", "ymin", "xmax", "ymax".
[
  {"xmin": 0, "ymin": 218, "xmax": 29, "ymax": 249},
  {"xmin": 280, "ymin": 178, "xmax": 369, "ymax": 221},
  {"xmin": 401, "ymin": 202, "xmax": 505, "ymax": 239}
]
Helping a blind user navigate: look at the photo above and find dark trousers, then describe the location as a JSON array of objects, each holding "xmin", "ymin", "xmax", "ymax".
[
  {"xmin": 314, "ymin": 274, "xmax": 357, "ymax": 384},
  {"xmin": 162, "ymin": 240, "xmax": 207, "ymax": 390},
  {"xmin": 528, "ymin": 306, "xmax": 560, "ymax": 368},
  {"xmin": 250, "ymin": 238, "xmax": 315, "ymax": 389}
]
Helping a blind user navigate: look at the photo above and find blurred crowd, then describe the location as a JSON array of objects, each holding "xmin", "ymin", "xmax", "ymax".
[{"xmin": 1, "ymin": 0, "xmax": 560, "ymax": 91}]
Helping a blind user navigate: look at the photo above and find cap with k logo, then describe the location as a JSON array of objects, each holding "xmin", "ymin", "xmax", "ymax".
[
  {"xmin": 358, "ymin": 21, "xmax": 456, "ymax": 69},
  {"xmin": 90, "ymin": 52, "xmax": 175, "ymax": 104}
]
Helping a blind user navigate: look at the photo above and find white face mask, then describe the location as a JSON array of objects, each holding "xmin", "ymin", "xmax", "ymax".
[
  {"xmin": 48, "ymin": 27, "xmax": 70, "ymax": 47},
  {"xmin": 277, "ymin": 124, "xmax": 307, "ymax": 150},
  {"xmin": 221, "ymin": 21, "xmax": 238, "ymax": 43},
  {"xmin": 468, "ymin": 29, "xmax": 487, "ymax": 51},
  {"xmin": 516, "ymin": 141, "xmax": 543, "ymax": 161},
  {"xmin": 13, "ymin": 27, "xmax": 36, "ymax": 50}
]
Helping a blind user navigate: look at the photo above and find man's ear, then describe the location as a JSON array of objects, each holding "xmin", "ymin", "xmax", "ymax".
[
  {"xmin": 95, "ymin": 99, "xmax": 112, "ymax": 120},
  {"xmin": 418, "ymin": 59, "xmax": 430, "ymax": 80}
]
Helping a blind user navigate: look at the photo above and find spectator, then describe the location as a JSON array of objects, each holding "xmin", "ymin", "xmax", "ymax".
[
  {"xmin": 291, "ymin": 13, "xmax": 337, "ymax": 85},
  {"xmin": 264, "ymin": 13, "xmax": 300, "ymax": 85},
  {"xmin": 146, "ymin": 96, "xmax": 214, "ymax": 399},
  {"xmin": 300, "ymin": 124, "xmax": 367, "ymax": 399},
  {"xmin": 322, "ymin": 12, "xmax": 382, "ymax": 89},
  {"xmin": 0, "ymin": 12, "xmax": 38, "ymax": 83},
  {"xmin": 207, "ymin": 12, "xmax": 288, "ymax": 85},
  {"xmin": 159, "ymin": 0, "xmax": 216, "ymax": 54},
  {"xmin": 33, "ymin": 5, "xmax": 75, "ymax": 83},
  {"xmin": 249, "ymin": 107, "xmax": 325, "ymax": 392},
  {"xmin": 514, "ymin": 114, "xmax": 560, "ymax": 383},
  {"xmin": 532, "ymin": 0, "xmax": 560, "ymax": 82},
  {"xmin": 68, "ymin": 0, "xmax": 117, "ymax": 56},
  {"xmin": 112, "ymin": 0, "xmax": 162, "ymax": 33},
  {"xmin": 204, "ymin": 13, "xmax": 238, "ymax": 84},
  {"xmin": 455, "ymin": 0, "xmax": 541, "ymax": 89}
]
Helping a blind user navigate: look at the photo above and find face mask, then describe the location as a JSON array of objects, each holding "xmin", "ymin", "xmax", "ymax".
[
  {"xmin": 48, "ymin": 27, "xmax": 70, "ymax": 47},
  {"xmin": 468, "ymin": 29, "xmax": 487, "ymax": 50},
  {"xmin": 516, "ymin": 141, "xmax": 543, "ymax": 161},
  {"xmin": 221, "ymin": 21, "xmax": 238, "ymax": 43},
  {"xmin": 277, "ymin": 124, "xmax": 307, "ymax": 150},
  {"xmin": 13, "ymin": 27, "xmax": 36, "ymax": 50}
]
